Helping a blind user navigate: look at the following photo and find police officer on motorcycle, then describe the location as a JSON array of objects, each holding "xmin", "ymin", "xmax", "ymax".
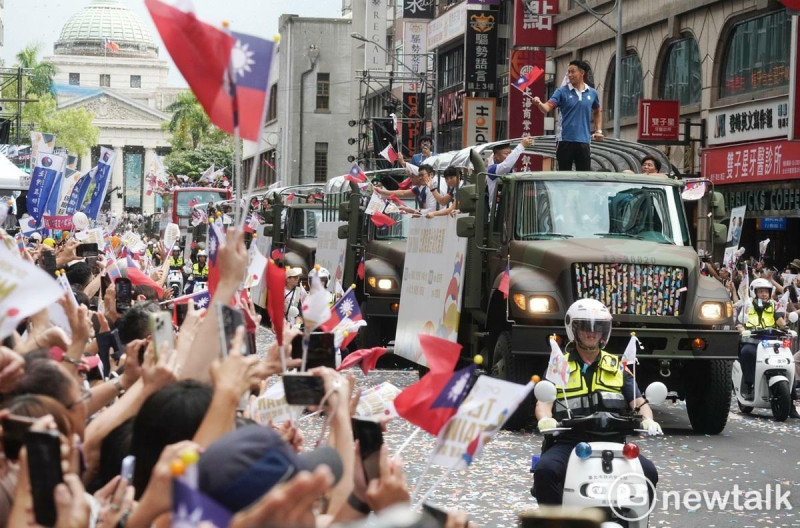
[
  {"xmin": 736, "ymin": 278, "xmax": 786, "ymax": 401},
  {"xmin": 168, "ymin": 246, "xmax": 184, "ymax": 271},
  {"xmin": 192, "ymin": 250, "xmax": 209, "ymax": 283},
  {"xmin": 532, "ymin": 299, "xmax": 661, "ymax": 505}
]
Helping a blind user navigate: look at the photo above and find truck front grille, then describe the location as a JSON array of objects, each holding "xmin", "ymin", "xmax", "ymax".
[{"xmin": 573, "ymin": 263, "xmax": 686, "ymax": 316}]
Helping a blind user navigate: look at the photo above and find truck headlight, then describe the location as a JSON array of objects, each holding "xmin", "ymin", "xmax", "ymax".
[
  {"xmin": 512, "ymin": 294, "xmax": 557, "ymax": 313},
  {"xmin": 699, "ymin": 301, "xmax": 725, "ymax": 320},
  {"xmin": 377, "ymin": 279, "xmax": 393, "ymax": 290},
  {"xmin": 367, "ymin": 276, "xmax": 395, "ymax": 291}
]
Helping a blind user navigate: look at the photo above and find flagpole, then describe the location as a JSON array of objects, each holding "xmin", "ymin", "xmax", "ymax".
[
  {"xmin": 414, "ymin": 465, "xmax": 457, "ymax": 509},
  {"xmin": 221, "ymin": 21, "xmax": 244, "ymax": 227},
  {"xmin": 505, "ymin": 254, "xmax": 512, "ymax": 323},
  {"xmin": 560, "ymin": 385, "xmax": 571, "ymax": 420},
  {"xmin": 392, "ymin": 427, "xmax": 421, "ymax": 462}
]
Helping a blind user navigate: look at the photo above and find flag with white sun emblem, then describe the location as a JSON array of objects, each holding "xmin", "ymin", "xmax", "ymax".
[
  {"xmin": 320, "ymin": 288, "xmax": 363, "ymax": 350},
  {"xmin": 207, "ymin": 221, "xmax": 224, "ymax": 297},
  {"xmin": 172, "ymin": 478, "xmax": 231, "ymax": 527}
]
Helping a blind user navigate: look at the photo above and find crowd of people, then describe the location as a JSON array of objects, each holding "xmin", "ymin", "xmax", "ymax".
[{"xmin": 0, "ymin": 225, "xmax": 479, "ymax": 528}]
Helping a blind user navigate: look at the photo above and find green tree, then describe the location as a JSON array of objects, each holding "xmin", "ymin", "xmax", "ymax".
[
  {"xmin": 164, "ymin": 143, "xmax": 233, "ymax": 181},
  {"xmin": 22, "ymin": 94, "xmax": 99, "ymax": 156},
  {"xmin": 164, "ymin": 91, "xmax": 219, "ymax": 150},
  {"xmin": 15, "ymin": 43, "xmax": 56, "ymax": 97}
]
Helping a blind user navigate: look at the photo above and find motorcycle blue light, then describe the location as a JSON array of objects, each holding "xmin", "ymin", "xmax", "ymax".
[{"xmin": 575, "ymin": 442, "xmax": 592, "ymax": 459}]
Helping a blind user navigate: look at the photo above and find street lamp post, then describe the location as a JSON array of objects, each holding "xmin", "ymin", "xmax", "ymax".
[{"xmin": 350, "ymin": 32, "xmax": 437, "ymax": 149}]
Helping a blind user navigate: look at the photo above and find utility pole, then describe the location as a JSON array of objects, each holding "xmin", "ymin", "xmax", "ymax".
[{"xmin": 613, "ymin": 0, "xmax": 622, "ymax": 139}]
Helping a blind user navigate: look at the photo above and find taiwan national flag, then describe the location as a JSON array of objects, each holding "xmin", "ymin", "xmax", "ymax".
[
  {"xmin": 513, "ymin": 66, "xmax": 543, "ymax": 92},
  {"xmin": 498, "ymin": 263, "xmax": 510, "ymax": 299},
  {"xmin": 145, "ymin": 0, "xmax": 276, "ymax": 141},
  {"xmin": 379, "ymin": 144, "xmax": 398, "ymax": 164},
  {"xmin": 345, "ymin": 163, "xmax": 368, "ymax": 184},
  {"xmin": 172, "ymin": 479, "xmax": 231, "ymax": 527},
  {"xmin": 207, "ymin": 221, "xmax": 224, "ymax": 298},
  {"xmin": 370, "ymin": 211, "xmax": 396, "ymax": 228},
  {"xmin": 320, "ymin": 288, "xmax": 363, "ymax": 350}
]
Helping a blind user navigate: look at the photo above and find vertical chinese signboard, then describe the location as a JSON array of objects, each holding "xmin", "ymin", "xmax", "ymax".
[
  {"xmin": 402, "ymin": 0, "xmax": 434, "ymax": 19},
  {"xmin": 465, "ymin": 11, "xmax": 498, "ymax": 92},
  {"xmin": 463, "ymin": 98, "xmax": 496, "ymax": 147},
  {"xmin": 513, "ymin": 0, "xmax": 557, "ymax": 47},
  {"xmin": 402, "ymin": 21, "xmax": 428, "ymax": 92},
  {"xmin": 509, "ymin": 49, "xmax": 545, "ymax": 171},
  {"xmin": 401, "ymin": 92, "xmax": 427, "ymax": 158},
  {"xmin": 637, "ymin": 100, "xmax": 680, "ymax": 142}
]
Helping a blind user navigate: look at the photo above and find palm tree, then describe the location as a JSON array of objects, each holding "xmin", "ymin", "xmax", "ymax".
[
  {"xmin": 16, "ymin": 44, "xmax": 56, "ymax": 97},
  {"xmin": 165, "ymin": 91, "xmax": 212, "ymax": 149}
]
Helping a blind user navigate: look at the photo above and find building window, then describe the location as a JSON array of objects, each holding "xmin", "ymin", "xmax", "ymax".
[
  {"xmin": 99, "ymin": 74, "xmax": 111, "ymax": 87},
  {"xmin": 720, "ymin": 10, "xmax": 790, "ymax": 98},
  {"xmin": 660, "ymin": 38, "xmax": 701, "ymax": 106},
  {"xmin": 266, "ymin": 83, "xmax": 278, "ymax": 122},
  {"xmin": 314, "ymin": 142, "xmax": 328, "ymax": 182},
  {"xmin": 130, "ymin": 75, "xmax": 141, "ymax": 88},
  {"xmin": 69, "ymin": 73, "xmax": 80, "ymax": 86},
  {"xmin": 606, "ymin": 53, "xmax": 643, "ymax": 120},
  {"xmin": 438, "ymin": 46, "xmax": 464, "ymax": 90},
  {"xmin": 316, "ymin": 73, "xmax": 330, "ymax": 110}
]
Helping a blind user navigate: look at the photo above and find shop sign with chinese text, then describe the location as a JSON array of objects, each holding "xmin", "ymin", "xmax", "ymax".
[
  {"xmin": 513, "ymin": 0, "xmax": 557, "ymax": 47},
  {"xmin": 707, "ymin": 96, "xmax": 790, "ymax": 146},
  {"xmin": 637, "ymin": 100, "xmax": 680, "ymax": 142},
  {"xmin": 465, "ymin": 11, "xmax": 497, "ymax": 92},
  {"xmin": 509, "ymin": 49, "xmax": 545, "ymax": 171},
  {"xmin": 702, "ymin": 139, "xmax": 800, "ymax": 185}
]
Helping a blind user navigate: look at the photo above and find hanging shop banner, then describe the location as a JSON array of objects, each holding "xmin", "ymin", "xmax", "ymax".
[
  {"xmin": 365, "ymin": 0, "xmax": 388, "ymax": 70},
  {"xmin": 314, "ymin": 221, "xmax": 348, "ymax": 294},
  {"xmin": 394, "ymin": 215, "xmax": 467, "ymax": 367},
  {"xmin": 402, "ymin": 21, "xmax": 428, "ymax": 92},
  {"xmin": 401, "ymin": 92, "xmax": 426, "ymax": 158},
  {"xmin": 509, "ymin": 49, "xmax": 546, "ymax": 171},
  {"xmin": 438, "ymin": 89, "xmax": 465, "ymax": 126},
  {"xmin": 464, "ymin": 11, "xmax": 498, "ymax": 93},
  {"xmin": 402, "ymin": 0, "xmax": 434, "ymax": 19},
  {"xmin": 462, "ymin": 97, "xmax": 496, "ymax": 147},
  {"xmin": 427, "ymin": 0, "xmax": 467, "ymax": 49},
  {"xmin": 638, "ymin": 100, "xmax": 681, "ymax": 142},
  {"xmin": 707, "ymin": 96, "xmax": 790, "ymax": 146},
  {"xmin": 513, "ymin": 0, "xmax": 558, "ymax": 47},
  {"xmin": 702, "ymin": 139, "xmax": 800, "ymax": 185},
  {"xmin": 720, "ymin": 186, "xmax": 800, "ymax": 215}
]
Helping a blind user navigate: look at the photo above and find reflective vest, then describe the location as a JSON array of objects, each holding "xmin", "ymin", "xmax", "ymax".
[
  {"xmin": 746, "ymin": 302, "xmax": 776, "ymax": 329},
  {"xmin": 169, "ymin": 256, "xmax": 184, "ymax": 269},
  {"xmin": 553, "ymin": 349, "xmax": 627, "ymax": 421},
  {"xmin": 193, "ymin": 262, "xmax": 209, "ymax": 279}
]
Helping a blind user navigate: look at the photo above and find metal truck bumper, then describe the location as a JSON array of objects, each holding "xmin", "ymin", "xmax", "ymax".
[
  {"xmin": 509, "ymin": 325, "xmax": 739, "ymax": 360},
  {"xmin": 363, "ymin": 295, "xmax": 401, "ymax": 318}
]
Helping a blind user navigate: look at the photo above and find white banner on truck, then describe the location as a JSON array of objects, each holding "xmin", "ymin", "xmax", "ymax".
[
  {"xmin": 314, "ymin": 221, "xmax": 348, "ymax": 293},
  {"xmin": 394, "ymin": 215, "xmax": 467, "ymax": 366}
]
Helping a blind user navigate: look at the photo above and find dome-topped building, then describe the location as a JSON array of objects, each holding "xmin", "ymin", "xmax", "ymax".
[
  {"xmin": 45, "ymin": 0, "xmax": 182, "ymax": 217},
  {"xmin": 54, "ymin": 0, "xmax": 159, "ymax": 59}
]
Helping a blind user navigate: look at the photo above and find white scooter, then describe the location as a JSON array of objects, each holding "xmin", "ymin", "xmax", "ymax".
[
  {"xmin": 533, "ymin": 381, "xmax": 668, "ymax": 528},
  {"xmin": 732, "ymin": 312, "xmax": 798, "ymax": 421}
]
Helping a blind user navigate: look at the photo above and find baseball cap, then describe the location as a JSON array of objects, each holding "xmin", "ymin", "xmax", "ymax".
[
  {"xmin": 42, "ymin": 238, "xmax": 56, "ymax": 247},
  {"xmin": 198, "ymin": 425, "xmax": 343, "ymax": 512},
  {"xmin": 29, "ymin": 232, "xmax": 42, "ymax": 241},
  {"xmin": 286, "ymin": 267, "xmax": 303, "ymax": 278}
]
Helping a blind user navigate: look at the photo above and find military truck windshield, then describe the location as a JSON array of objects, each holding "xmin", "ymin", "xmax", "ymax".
[
  {"xmin": 374, "ymin": 213, "xmax": 410, "ymax": 240},
  {"xmin": 289, "ymin": 208, "xmax": 322, "ymax": 238},
  {"xmin": 514, "ymin": 180, "xmax": 689, "ymax": 245}
]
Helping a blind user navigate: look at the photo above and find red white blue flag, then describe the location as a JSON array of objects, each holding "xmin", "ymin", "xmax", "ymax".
[
  {"xmin": 345, "ymin": 163, "xmax": 368, "ymax": 184},
  {"xmin": 207, "ymin": 221, "xmax": 224, "ymax": 298}
]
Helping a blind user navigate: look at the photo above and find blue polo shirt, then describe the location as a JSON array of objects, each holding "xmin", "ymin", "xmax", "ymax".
[{"xmin": 548, "ymin": 83, "xmax": 600, "ymax": 144}]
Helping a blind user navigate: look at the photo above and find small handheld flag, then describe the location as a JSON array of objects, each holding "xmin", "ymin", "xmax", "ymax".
[
  {"xmin": 379, "ymin": 144, "xmax": 398, "ymax": 164},
  {"xmin": 346, "ymin": 163, "xmax": 368, "ymax": 184}
]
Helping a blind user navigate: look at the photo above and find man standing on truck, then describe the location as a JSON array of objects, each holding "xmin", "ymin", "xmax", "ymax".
[{"xmin": 531, "ymin": 60, "xmax": 603, "ymax": 171}]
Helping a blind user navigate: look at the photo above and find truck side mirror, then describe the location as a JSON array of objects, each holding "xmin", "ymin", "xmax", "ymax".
[
  {"xmin": 456, "ymin": 216, "xmax": 475, "ymax": 238},
  {"xmin": 337, "ymin": 225, "xmax": 349, "ymax": 240},
  {"xmin": 711, "ymin": 192, "xmax": 727, "ymax": 220},
  {"xmin": 457, "ymin": 184, "xmax": 477, "ymax": 214},
  {"xmin": 338, "ymin": 202, "xmax": 350, "ymax": 221},
  {"xmin": 712, "ymin": 223, "xmax": 727, "ymax": 245}
]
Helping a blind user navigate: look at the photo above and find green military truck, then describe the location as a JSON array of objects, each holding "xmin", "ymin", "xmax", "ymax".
[{"xmin": 452, "ymin": 141, "xmax": 738, "ymax": 433}]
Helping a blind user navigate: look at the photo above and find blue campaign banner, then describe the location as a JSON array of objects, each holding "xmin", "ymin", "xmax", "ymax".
[
  {"xmin": 26, "ymin": 152, "xmax": 66, "ymax": 225},
  {"xmin": 42, "ymin": 170, "xmax": 65, "ymax": 217},
  {"xmin": 63, "ymin": 168, "xmax": 96, "ymax": 216},
  {"xmin": 758, "ymin": 217, "xmax": 787, "ymax": 231},
  {"xmin": 83, "ymin": 147, "xmax": 117, "ymax": 220}
]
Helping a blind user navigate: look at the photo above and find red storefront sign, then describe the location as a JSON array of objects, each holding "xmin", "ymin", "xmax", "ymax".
[
  {"xmin": 512, "ymin": 0, "xmax": 557, "ymax": 47},
  {"xmin": 509, "ymin": 49, "xmax": 545, "ymax": 171},
  {"xmin": 401, "ymin": 92, "xmax": 426, "ymax": 158},
  {"xmin": 637, "ymin": 100, "xmax": 680, "ymax": 142},
  {"xmin": 702, "ymin": 139, "xmax": 800, "ymax": 185}
]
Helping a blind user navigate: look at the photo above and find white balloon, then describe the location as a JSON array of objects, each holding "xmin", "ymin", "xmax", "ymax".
[
  {"xmin": 644, "ymin": 382, "xmax": 668, "ymax": 406},
  {"xmin": 72, "ymin": 212, "xmax": 89, "ymax": 231},
  {"xmin": 789, "ymin": 311, "xmax": 799, "ymax": 324},
  {"xmin": 534, "ymin": 380, "xmax": 557, "ymax": 403}
]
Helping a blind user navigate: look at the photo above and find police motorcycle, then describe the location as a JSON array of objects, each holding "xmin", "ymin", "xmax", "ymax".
[
  {"xmin": 732, "ymin": 310, "xmax": 798, "ymax": 422},
  {"xmin": 533, "ymin": 381, "xmax": 668, "ymax": 528},
  {"xmin": 167, "ymin": 247, "xmax": 186, "ymax": 298},
  {"xmin": 184, "ymin": 251, "xmax": 209, "ymax": 295}
]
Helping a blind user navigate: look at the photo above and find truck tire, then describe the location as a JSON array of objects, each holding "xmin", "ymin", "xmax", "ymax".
[
  {"xmin": 769, "ymin": 380, "xmax": 791, "ymax": 422},
  {"xmin": 492, "ymin": 331, "xmax": 536, "ymax": 431},
  {"xmin": 685, "ymin": 359, "xmax": 731, "ymax": 434}
]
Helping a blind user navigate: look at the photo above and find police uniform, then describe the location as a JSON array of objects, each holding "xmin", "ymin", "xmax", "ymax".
[
  {"xmin": 192, "ymin": 262, "xmax": 209, "ymax": 280},
  {"xmin": 169, "ymin": 255, "xmax": 184, "ymax": 270},
  {"xmin": 739, "ymin": 300, "xmax": 778, "ymax": 389},
  {"xmin": 532, "ymin": 348, "xmax": 659, "ymax": 505}
]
